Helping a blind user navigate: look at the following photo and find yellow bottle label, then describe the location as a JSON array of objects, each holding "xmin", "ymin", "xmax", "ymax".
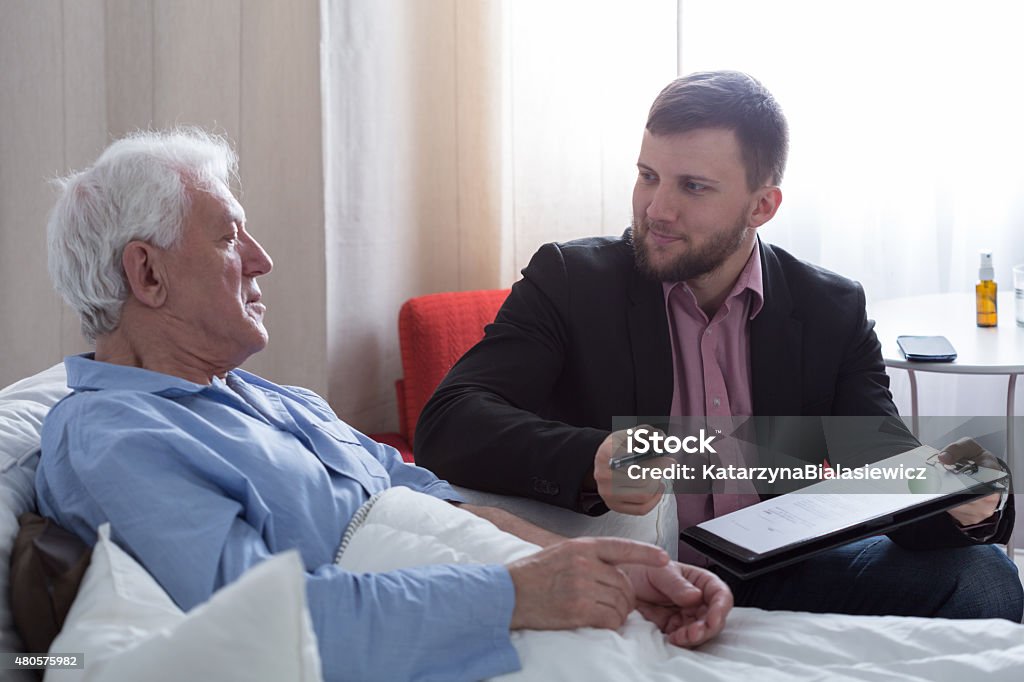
[{"xmin": 976, "ymin": 281, "xmax": 998, "ymax": 327}]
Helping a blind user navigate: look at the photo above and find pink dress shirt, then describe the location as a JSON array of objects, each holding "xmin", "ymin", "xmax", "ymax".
[{"xmin": 664, "ymin": 243, "xmax": 764, "ymax": 563}]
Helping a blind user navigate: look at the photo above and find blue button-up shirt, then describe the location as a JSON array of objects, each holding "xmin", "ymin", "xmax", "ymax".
[{"xmin": 37, "ymin": 354, "xmax": 519, "ymax": 681}]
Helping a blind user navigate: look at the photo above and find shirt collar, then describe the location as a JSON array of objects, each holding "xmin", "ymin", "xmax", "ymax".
[
  {"xmin": 663, "ymin": 238, "xmax": 765, "ymax": 320},
  {"xmin": 64, "ymin": 353, "xmax": 226, "ymax": 398},
  {"xmin": 734, "ymin": 239, "xmax": 764, "ymax": 320}
]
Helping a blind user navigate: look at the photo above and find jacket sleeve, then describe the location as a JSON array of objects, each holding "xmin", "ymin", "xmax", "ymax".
[{"xmin": 415, "ymin": 243, "xmax": 607, "ymax": 511}]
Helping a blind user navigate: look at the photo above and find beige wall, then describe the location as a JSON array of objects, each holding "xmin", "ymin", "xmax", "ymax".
[{"xmin": 0, "ymin": 0, "xmax": 327, "ymax": 396}]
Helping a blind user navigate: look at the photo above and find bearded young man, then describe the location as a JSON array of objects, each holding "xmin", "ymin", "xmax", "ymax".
[{"xmin": 416, "ymin": 70, "xmax": 1022, "ymax": 621}]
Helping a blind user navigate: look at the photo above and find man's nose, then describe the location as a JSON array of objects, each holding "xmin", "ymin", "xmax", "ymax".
[
  {"xmin": 242, "ymin": 232, "xmax": 274, "ymax": 276},
  {"xmin": 646, "ymin": 186, "xmax": 678, "ymax": 223}
]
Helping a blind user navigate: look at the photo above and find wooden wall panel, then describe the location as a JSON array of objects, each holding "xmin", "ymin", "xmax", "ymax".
[
  {"xmin": 453, "ymin": 0, "xmax": 506, "ymax": 291},
  {"xmin": 104, "ymin": 0, "xmax": 154, "ymax": 137},
  {"xmin": 0, "ymin": 0, "xmax": 328, "ymax": 395},
  {"xmin": 60, "ymin": 0, "xmax": 108, "ymax": 356},
  {"xmin": 0, "ymin": 1, "xmax": 67, "ymax": 384},
  {"xmin": 152, "ymin": 0, "xmax": 241, "ymax": 136},
  {"xmin": 237, "ymin": 0, "xmax": 326, "ymax": 395}
]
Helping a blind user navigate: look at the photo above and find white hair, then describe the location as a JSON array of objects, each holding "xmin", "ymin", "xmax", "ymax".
[{"xmin": 47, "ymin": 128, "xmax": 238, "ymax": 341}]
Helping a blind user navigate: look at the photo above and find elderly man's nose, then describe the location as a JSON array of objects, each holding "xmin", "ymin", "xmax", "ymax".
[{"xmin": 243, "ymin": 234, "xmax": 273, "ymax": 276}]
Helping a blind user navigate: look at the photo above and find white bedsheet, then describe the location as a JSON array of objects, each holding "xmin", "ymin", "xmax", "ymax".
[{"xmin": 337, "ymin": 486, "xmax": 1024, "ymax": 681}]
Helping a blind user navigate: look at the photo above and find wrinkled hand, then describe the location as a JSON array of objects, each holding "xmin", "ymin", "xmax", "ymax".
[
  {"xmin": 594, "ymin": 427, "xmax": 673, "ymax": 515},
  {"xmin": 507, "ymin": 537, "xmax": 669, "ymax": 631},
  {"xmin": 940, "ymin": 437, "xmax": 1004, "ymax": 526},
  {"xmin": 623, "ymin": 561, "xmax": 733, "ymax": 647}
]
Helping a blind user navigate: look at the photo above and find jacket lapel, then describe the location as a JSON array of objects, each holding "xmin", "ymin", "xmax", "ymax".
[
  {"xmin": 626, "ymin": 252, "xmax": 674, "ymax": 417},
  {"xmin": 751, "ymin": 241, "xmax": 803, "ymax": 416}
]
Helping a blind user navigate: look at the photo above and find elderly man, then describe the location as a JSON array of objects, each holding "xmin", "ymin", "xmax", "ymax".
[{"xmin": 35, "ymin": 129, "xmax": 732, "ymax": 681}]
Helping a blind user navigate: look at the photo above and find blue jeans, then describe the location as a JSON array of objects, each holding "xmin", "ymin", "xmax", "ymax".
[{"xmin": 716, "ymin": 537, "xmax": 1024, "ymax": 621}]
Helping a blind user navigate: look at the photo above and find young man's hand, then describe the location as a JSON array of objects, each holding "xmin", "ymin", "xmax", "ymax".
[
  {"xmin": 941, "ymin": 437, "xmax": 1006, "ymax": 526},
  {"xmin": 592, "ymin": 428, "xmax": 673, "ymax": 515}
]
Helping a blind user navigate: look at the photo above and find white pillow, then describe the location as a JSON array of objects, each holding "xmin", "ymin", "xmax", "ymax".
[
  {"xmin": 0, "ymin": 363, "xmax": 70, "ymax": 676},
  {"xmin": 47, "ymin": 524, "xmax": 322, "ymax": 682}
]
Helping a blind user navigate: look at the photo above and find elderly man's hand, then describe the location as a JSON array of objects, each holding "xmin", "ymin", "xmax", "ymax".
[
  {"xmin": 506, "ymin": 537, "xmax": 669, "ymax": 631},
  {"xmin": 593, "ymin": 427, "xmax": 673, "ymax": 515},
  {"xmin": 623, "ymin": 562, "xmax": 733, "ymax": 647},
  {"xmin": 939, "ymin": 437, "xmax": 1005, "ymax": 526}
]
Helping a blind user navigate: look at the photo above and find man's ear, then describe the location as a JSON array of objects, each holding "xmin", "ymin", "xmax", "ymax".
[
  {"xmin": 121, "ymin": 241, "xmax": 167, "ymax": 308},
  {"xmin": 748, "ymin": 186, "xmax": 783, "ymax": 228}
]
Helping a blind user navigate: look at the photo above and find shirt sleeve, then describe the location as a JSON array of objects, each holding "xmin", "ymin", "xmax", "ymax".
[
  {"xmin": 352, "ymin": 427, "xmax": 465, "ymax": 502},
  {"xmin": 219, "ymin": 517, "xmax": 517, "ymax": 681},
  {"xmin": 37, "ymin": 393, "xmax": 520, "ymax": 681}
]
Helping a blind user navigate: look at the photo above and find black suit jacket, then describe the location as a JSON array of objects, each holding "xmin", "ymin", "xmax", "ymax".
[{"xmin": 416, "ymin": 232, "xmax": 1013, "ymax": 548}]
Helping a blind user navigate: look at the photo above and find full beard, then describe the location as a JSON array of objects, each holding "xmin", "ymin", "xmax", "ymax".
[{"xmin": 632, "ymin": 214, "xmax": 751, "ymax": 283}]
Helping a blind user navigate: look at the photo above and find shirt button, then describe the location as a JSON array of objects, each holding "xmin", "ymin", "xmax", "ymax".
[{"xmin": 713, "ymin": 398, "xmax": 721, "ymax": 407}]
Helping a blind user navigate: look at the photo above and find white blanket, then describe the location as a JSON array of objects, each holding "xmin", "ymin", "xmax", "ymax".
[{"xmin": 337, "ymin": 487, "xmax": 1024, "ymax": 681}]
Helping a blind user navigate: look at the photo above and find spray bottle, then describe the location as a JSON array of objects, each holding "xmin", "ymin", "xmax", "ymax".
[{"xmin": 976, "ymin": 251, "xmax": 997, "ymax": 327}]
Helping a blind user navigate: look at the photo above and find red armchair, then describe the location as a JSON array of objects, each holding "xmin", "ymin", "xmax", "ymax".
[{"xmin": 371, "ymin": 289, "xmax": 510, "ymax": 462}]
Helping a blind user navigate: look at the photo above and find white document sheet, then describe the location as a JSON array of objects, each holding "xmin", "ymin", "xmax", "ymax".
[{"xmin": 695, "ymin": 445, "xmax": 1005, "ymax": 556}]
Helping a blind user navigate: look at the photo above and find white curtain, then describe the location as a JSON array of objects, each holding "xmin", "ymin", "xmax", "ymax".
[
  {"xmin": 679, "ymin": 0, "xmax": 1024, "ymax": 419},
  {"xmin": 319, "ymin": 0, "xmax": 1024, "ymax": 434},
  {"xmin": 320, "ymin": 0, "xmax": 676, "ymax": 432}
]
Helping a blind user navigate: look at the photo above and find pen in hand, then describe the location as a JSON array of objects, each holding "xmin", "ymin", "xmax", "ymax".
[{"xmin": 609, "ymin": 450, "xmax": 667, "ymax": 470}]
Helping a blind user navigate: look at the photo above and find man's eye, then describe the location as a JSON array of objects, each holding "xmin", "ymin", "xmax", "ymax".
[
  {"xmin": 639, "ymin": 171, "xmax": 657, "ymax": 183},
  {"xmin": 685, "ymin": 181, "xmax": 708, "ymax": 193}
]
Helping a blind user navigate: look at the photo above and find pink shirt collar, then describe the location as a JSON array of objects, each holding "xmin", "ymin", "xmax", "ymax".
[{"xmin": 662, "ymin": 239, "xmax": 764, "ymax": 321}]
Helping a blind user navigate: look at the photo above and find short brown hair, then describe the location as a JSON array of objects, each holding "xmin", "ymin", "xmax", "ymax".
[{"xmin": 646, "ymin": 71, "xmax": 788, "ymax": 190}]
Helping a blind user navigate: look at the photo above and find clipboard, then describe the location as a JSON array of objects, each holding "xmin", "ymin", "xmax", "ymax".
[{"xmin": 680, "ymin": 446, "xmax": 1008, "ymax": 579}]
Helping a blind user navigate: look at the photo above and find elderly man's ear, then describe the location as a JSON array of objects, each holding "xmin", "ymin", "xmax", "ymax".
[{"xmin": 122, "ymin": 240, "xmax": 168, "ymax": 308}]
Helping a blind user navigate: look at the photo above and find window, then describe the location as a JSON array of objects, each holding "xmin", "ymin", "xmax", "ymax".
[{"xmin": 680, "ymin": 0, "xmax": 1024, "ymax": 300}]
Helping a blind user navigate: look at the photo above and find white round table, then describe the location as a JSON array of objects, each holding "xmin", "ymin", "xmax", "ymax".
[
  {"xmin": 869, "ymin": 292, "xmax": 1022, "ymax": 552},
  {"xmin": 868, "ymin": 292, "xmax": 1024, "ymax": 441}
]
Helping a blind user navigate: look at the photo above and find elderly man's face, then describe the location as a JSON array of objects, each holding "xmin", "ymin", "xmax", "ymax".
[{"xmin": 160, "ymin": 182, "xmax": 273, "ymax": 368}]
